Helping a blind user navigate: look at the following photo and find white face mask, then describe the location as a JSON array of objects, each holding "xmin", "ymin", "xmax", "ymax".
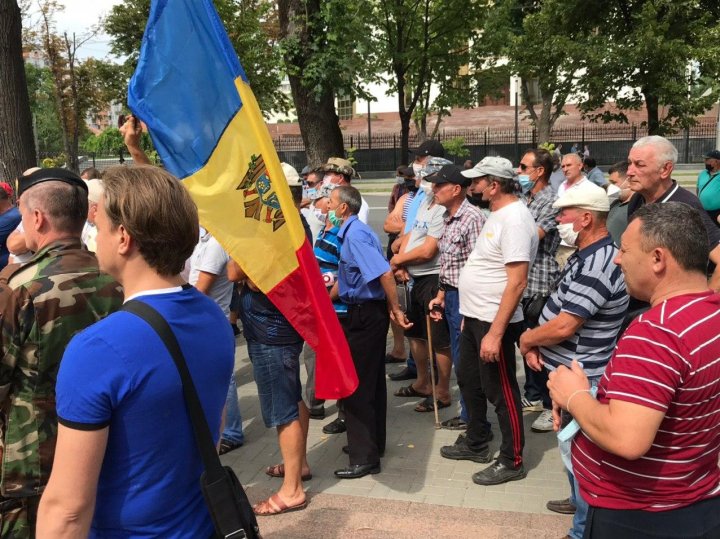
[
  {"xmin": 322, "ymin": 174, "xmax": 333, "ymax": 187},
  {"xmin": 419, "ymin": 179, "xmax": 433, "ymax": 195},
  {"xmin": 606, "ymin": 183, "xmax": 621, "ymax": 204},
  {"xmin": 557, "ymin": 222, "xmax": 580, "ymax": 246},
  {"xmin": 312, "ymin": 206, "xmax": 327, "ymax": 223}
]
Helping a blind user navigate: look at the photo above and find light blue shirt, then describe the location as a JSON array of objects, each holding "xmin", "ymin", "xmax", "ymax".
[{"xmin": 337, "ymin": 216, "xmax": 390, "ymax": 304}]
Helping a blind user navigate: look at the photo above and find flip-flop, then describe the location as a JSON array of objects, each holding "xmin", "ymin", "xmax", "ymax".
[
  {"xmin": 414, "ymin": 396, "xmax": 451, "ymax": 413},
  {"xmin": 265, "ymin": 463, "xmax": 313, "ymax": 481},
  {"xmin": 253, "ymin": 493, "xmax": 307, "ymax": 516},
  {"xmin": 394, "ymin": 384, "xmax": 431, "ymax": 398}
]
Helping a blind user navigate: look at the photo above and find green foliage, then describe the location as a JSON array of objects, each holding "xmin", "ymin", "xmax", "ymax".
[
  {"xmin": 41, "ymin": 154, "xmax": 65, "ymax": 168},
  {"xmin": 24, "ymin": 63, "xmax": 63, "ymax": 153},
  {"xmin": 345, "ymin": 146, "xmax": 358, "ymax": 167},
  {"xmin": 105, "ymin": 0, "xmax": 289, "ymax": 116},
  {"xmin": 442, "ymin": 137, "xmax": 469, "ymax": 158},
  {"xmin": 575, "ymin": 0, "xmax": 720, "ymax": 135},
  {"xmin": 538, "ymin": 142, "xmax": 556, "ymax": 153}
]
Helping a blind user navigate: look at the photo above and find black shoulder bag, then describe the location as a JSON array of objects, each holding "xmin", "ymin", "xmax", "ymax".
[{"xmin": 121, "ymin": 300, "xmax": 260, "ymax": 539}]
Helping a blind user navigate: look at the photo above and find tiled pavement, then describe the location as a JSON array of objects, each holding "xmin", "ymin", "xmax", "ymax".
[{"xmin": 221, "ymin": 336, "xmax": 572, "ymax": 537}]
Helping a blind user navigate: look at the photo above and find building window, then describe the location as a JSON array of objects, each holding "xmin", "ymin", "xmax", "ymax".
[{"xmin": 337, "ymin": 95, "xmax": 354, "ymax": 120}]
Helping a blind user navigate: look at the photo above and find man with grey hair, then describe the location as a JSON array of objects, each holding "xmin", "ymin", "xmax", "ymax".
[
  {"xmin": 626, "ymin": 135, "xmax": 720, "ymax": 291},
  {"xmin": 441, "ymin": 157, "xmax": 538, "ymax": 486},
  {"xmin": 327, "ymin": 185, "xmax": 411, "ymax": 479}
]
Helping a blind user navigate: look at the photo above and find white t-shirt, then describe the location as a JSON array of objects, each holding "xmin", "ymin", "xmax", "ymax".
[
  {"xmin": 188, "ymin": 229, "xmax": 233, "ymax": 317},
  {"xmin": 458, "ymin": 199, "xmax": 538, "ymax": 323}
]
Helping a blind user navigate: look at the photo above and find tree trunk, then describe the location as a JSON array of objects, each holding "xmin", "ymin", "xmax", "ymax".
[
  {"xmin": 399, "ymin": 109, "xmax": 412, "ymax": 166},
  {"xmin": 278, "ymin": 0, "xmax": 344, "ymax": 167},
  {"xmin": 643, "ymin": 90, "xmax": 661, "ymax": 135},
  {"xmin": 536, "ymin": 95, "xmax": 554, "ymax": 145},
  {"xmin": 0, "ymin": 0, "xmax": 37, "ymax": 181}
]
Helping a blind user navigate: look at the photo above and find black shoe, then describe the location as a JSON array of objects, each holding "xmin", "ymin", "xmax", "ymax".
[
  {"xmin": 471, "ymin": 460, "xmax": 527, "ymax": 486},
  {"xmin": 218, "ymin": 438, "xmax": 243, "ymax": 455},
  {"xmin": 546, "ymin": 497, "xmax": 576, "ymax": 514},
  {"xmin": 342, "ymin": 445, "xmax": 385, "ymax": 458},
  {"xmin": 322, "ymin": 417, "xmax": 346, "ymax": 434},
  {"xmin": 231, "ymin": 323, "xmax": 241, "ymax": 337},
  {"xmin": 334, "ymin": 463, "xmax": 381, "ymax": 479},
  {"xmin": 440, "ymin": 436, "xmax": 491, "ymax": 463},
  {"xmin": 388, "ymin": 367, "xmax": 417, "ymax": 381},
  {"xmin": 309, "ymin": 408, "xmax": 325, "ymax": 420}
]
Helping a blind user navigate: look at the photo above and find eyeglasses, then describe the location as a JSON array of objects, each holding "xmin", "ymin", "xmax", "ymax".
[{"xmin": 519, "ymin": 163, "xmax": 536, "ymax": 171}]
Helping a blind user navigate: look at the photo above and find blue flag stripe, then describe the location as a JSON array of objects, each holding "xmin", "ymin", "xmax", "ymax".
[{"xmin": 128, "ymin": 0, "xmax": 248, "ymax": 178}]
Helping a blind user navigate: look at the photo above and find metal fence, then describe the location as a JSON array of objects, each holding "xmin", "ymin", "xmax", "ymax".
[
  {"xmin": 276, "ymin": 122, "xmax": 719, "ymax": 172},
  {"xmin": 38, "ymin": 122, "xmax": 719, "ymax": 174}
]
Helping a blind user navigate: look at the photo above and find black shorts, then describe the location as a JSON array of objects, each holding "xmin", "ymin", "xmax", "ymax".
[{"xmin": 404, "ymin": 274, "xmax": 451, "ymax": 350}]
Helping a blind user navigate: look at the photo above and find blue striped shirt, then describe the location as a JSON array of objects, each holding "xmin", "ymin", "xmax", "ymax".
[
  {"xmin": 314, "ymin": 226, "xmax": 348, "ymax": 316},
  {"xmin": 538, "ymin": 235, "xmax": 628, "ymax": 378}
]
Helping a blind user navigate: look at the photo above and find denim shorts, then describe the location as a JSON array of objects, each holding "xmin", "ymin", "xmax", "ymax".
[{"xmin": 247, "ymin": 339, "xmax": 303, "ymax": 428}]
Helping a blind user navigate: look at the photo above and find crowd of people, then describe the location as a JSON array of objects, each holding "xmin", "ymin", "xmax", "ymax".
[{"xmin": 0, "ymin": 126, "xmax": 717, "ymax": 538}]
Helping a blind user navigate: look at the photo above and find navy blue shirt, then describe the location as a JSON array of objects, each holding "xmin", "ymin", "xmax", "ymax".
[
  {"xmin": 0, "ymin": 207, "xmax": 21, "ymax": 270},
  {"xmin": 337, "ymin": 216, "xmax": 390, "ymax": 304}
]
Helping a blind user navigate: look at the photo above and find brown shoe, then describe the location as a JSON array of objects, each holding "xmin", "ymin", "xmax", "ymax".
[{"xmin": 546, "ymin": 497, "xmax": 576, "ymax": 514}]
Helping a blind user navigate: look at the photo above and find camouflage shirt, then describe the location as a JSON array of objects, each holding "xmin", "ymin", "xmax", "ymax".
[{"xmin": 0, "ymin": 238, "xmax": 123, "ymax": 497}]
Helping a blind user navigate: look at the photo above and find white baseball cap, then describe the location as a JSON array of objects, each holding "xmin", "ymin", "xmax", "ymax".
[{"xmin": 553, "ymin": 181, "xmax": 610, "ymax": 212}]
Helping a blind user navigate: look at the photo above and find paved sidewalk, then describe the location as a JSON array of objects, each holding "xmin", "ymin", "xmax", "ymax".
[{"xmin": 222, "ymin": 337, "xmax": 572, "ymax": 537}]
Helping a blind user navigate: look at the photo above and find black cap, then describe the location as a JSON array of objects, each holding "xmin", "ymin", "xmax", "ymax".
[
  {"xmin": 427, "ymin": 164, "xmax": 469, "ymax": 187},
  {"xmin": 17, "ymin": 168, "xmax": 88, "ymax": 198},
  {"xmin": 704, "ymin": 150, "xmax": 720, "ymax": 160},
  {"xmin": 397, "ymin": 166, "xmax": 415, "ymax": 178},
  {"xmin": 410, "ymin": 139, "xmax": 445, "ymax": 158}
]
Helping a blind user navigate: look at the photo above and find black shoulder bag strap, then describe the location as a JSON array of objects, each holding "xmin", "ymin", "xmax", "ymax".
[{"xmin": 121, "ymin": 299, "xmax": 260, "ymax": 539}]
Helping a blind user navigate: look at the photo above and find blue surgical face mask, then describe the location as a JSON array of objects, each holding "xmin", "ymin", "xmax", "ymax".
[
  {"xmin": 306, "ymin": 187, "xmax": 317, "ymax": 199},
  {"xmin": 328, "ymin": 208, "xmax": 343, "ymax": 227},
  {"xmin": 518, "ymin": 174, "xmax": 535, "ymax": 194}
]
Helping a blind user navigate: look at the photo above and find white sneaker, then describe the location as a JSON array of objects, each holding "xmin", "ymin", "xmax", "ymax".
[
  {"xmin": 520, "ymin": 397, "xmax": 544, "ymax": 413},
  {"xmin": 531, "ymin": 409, "xmax": 554, "ymax": 432}
]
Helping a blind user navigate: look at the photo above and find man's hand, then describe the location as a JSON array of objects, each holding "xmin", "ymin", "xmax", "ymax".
[
  {"xmin": 547, "ymin": 360, "xmax": 590, "ymax": 410},
  {"xmin": 518, "ymin": 329, "xmax": 532, "ymax": 356},
  {"xmin": 524, "ymin": 346, "xmax": 544, "ymax": 372},
  {"xmin": 394, "ymin": 267, "xmax": 410, "ymax": 282},
  {"xmin": 480, "ymin": 331, "xmax": 502, "ymax": 363},
  {"xmin": 120, "ymin": 115, "xmax": 142, "ymax": 150},
  {"xmin": 390, "ymin": 307, "xmax": 413, "ymax": 330},
  {"xmin": 428, "ymin": 295, "xmax": 444, "ymax": 321},
  {"xmin": 552, "ymin": 401, "xmax": 562, "ymax": 432}
]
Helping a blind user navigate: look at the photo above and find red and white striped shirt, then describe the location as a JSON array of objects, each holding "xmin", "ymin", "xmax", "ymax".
[{"xmin": 573, "ymin": 291, "xmax": 720, "ymax": 511}]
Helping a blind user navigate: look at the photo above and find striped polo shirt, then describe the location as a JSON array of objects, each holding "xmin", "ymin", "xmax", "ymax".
[
  {"xmin": 314, "ymin": 225, "xmax": 347, "ymax": 317},
  {"xmin": 573, "ymin": 291, "xmax": 720, "ymax": 511},
  {"xmin": 538, "ymin": 235, "xmax": 628, "ymax": 378}
]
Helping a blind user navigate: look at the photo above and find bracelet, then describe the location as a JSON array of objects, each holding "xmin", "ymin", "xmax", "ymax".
[{"xmin": 566, "ymin": 389, "xmax": 592, "ymax": 415}]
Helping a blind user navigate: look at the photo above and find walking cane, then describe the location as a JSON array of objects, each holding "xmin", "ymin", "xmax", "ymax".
[{"xmin": 425, "ymin": 313, "xmax": 441, "ymax": 429}]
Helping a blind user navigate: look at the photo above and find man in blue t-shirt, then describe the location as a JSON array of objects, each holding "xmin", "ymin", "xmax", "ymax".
[
  {"xmin": 0, "ymin": 182, "xmax": 21, "ymax": 270},
  {"xmin": 37, "ymin": 166, "xmax": 234, "ymax": 537}
]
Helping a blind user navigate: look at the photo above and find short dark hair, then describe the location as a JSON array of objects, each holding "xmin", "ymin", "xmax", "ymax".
[
  {"xmin": 334, "ymin": 185, "xmax": 362, "ymax": 215},
  {"xmin": 631, "ymin": 202, "xmax": 708, "ymax": 275},
  {"xmin": 583, "ymin": 157, "xmax": 597, "ymax": 168},
  {"xmin": 523, "ymin": 148, "xmax": 553, "ymax": 181},
  {"xmin": 102, "ymin": 165, "xmax": 199, "ymax": 276},
  {"xmin": 80, "ymin": 167, "xmax": 101, "ymax": 179},
  {"xmin": 608, "ymin": 161, "xmax": 629, "ymax": 177}
]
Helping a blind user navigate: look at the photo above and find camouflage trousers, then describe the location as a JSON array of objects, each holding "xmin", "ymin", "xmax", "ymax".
[{"xmin": 0, "ymin": 496, "xmax": 39, "ymax": 539}]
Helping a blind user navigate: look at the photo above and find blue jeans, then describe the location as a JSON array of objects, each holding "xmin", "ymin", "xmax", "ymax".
[
  {"xmin": 560, "ymin": 376, "xmax": 600, "ymax": 539},
  {"xmin": 444, "ymin": 289, "xmax": 468, "ymax": 422},
  {"xmin": 222, "ymin": 375, "xmax": 244, "ymax": 444},
  {"xmin": 248, "ymin": 339, "xmax": 303, "ymax": 428}
]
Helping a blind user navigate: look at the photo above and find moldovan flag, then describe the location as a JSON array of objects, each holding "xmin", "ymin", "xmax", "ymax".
[{"xmin": 127, "ymin": 0, "xmax": 357, "ymax": 399}]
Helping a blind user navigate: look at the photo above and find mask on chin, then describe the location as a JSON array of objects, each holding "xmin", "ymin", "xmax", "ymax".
[
  {"xmin": 518, "ymin": 174, "xmax": 535, "ymax": 194},
  {"xmin": 312, "ymin": 206, "xmax": 327, "ymax": 223},
  {"xmin": 466, "ymin": 193, "xmax": 489, "ymax": 209}
]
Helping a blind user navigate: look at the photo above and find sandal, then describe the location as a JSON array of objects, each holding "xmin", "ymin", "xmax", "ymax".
[
  {"xmin": 253, "ymin": 493, "xmax": 307, "ymax": 516},
  {"xmin": 393, "ymin": 384, "xmax": 431, "ymax": 398},
  {"xmin": 265, "ymin": 463, "xmax": 313, "ymax": 481},
  {"xmin": 385, "ymin": 353, "xmax": 405, "ymax": 364},
  {"xmin": 414, "ymin": 396, "xmax": 451, "ymax": 413}
]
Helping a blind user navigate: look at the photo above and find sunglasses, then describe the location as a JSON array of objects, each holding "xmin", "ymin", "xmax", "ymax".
[{"xmin": 519, "ymin": 163, "xmax": 536, "ymax": 171}]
